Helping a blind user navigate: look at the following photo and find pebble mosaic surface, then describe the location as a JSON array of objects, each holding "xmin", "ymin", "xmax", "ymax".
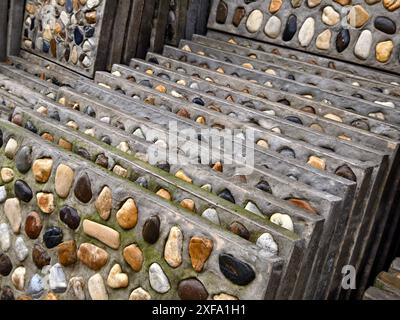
[
  {"xmin": 21, "ymin": 0, "xmax": 106, "ymax": 76},
  {"xmin": 208, "ymin": 0, "xmax": 400, "ymax": 73}
]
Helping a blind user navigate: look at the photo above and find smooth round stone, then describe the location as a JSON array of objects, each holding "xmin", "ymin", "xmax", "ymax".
[
  {"xmin": 0, "ymin": 186, "xmax": 6, "ymax": 203},
  {"xmin": 189, "ymin": 237, "xmax": 213, "ymax": 272},
  {"xmin": 264, "ymin": 16, "xmax": 282, "ymax": 39},
  {"xmin": 282, "ymin": 15, "xmax": 297, "ymax": 42},
  {"xmin": 354, "ymin": 30, "xmax": 372, "ymax": 60},
  {"xmin": 88, "ymin": 274, "xmax": 108, "ymax": 300},
  {"xmin": 348, "ymin": 5, "xmax": 370, "ymax": 28},
  {"xmin": 49, "ymin": 264, "xmax": 67, "ymax": 293},
  {"xmin": 374, "ymin": 16, "xmax": 396, "ymax": 34},
  {"xmin": 32, "ymin": 244, "xmax": 51, "ymax": 269},
  {"xmin": 322, "ymin": 6, "xmax": 340, "ymax": 26},
  {"xmin": 4, "ymin": 198, "xmax": 22, "ymax": 233},
  {"xmin": 5, "ymin": 138, "xmax": 18, "ymax": 159},
  {"xmin": 289, "ymin": 198, "xmax": 318, "ymax": 214},
  {"xmin": 285, "ymin": 116, "xmax": 303, "ymax": 125},
  {"xmin": 55, "ymin": 164, "xmax": 74, "ymax": 198},
  {"xmin": 74, "ymin": 27, "xmax": 84, "ymax": 45},
  {"xmin": 218, "ymin": 188, "xmax": 235, "ymax": 203},
  {"xmin": 336, "ymin": 28, "xmax": 351, "ymax": 53},
  {"xmin": 116, "ymin": 198, "xmax": 138, "ymax": 230},
  {"xmin": 142, "ymin": 215, "xmax": 161, "ymax": 244},
  {"xmin": 269, "ymin": 0, "xmax": 283, "ymax": 13},
  {"xmin": 245, "ymin": 201, "xmax": 263, "ymax": 216},
  {"xmin": 216, "ymin": 0, "xmax": 228, "ymax": 24},
  {"xmin": 149, "ymin": 263, "xmax": 170, "ymax": 294},
  {"xmin": 11, "ymin": 267, "xmax": 26, "ymax": 291},
  {"xmin": 229, "ymin": 221, "xmax": 250, "ymax": 240},
  {"xmin": 68, "ymin": 277, "xmax": 85, "ymax": 300},
  {"xmin": 95, "ymin": 186, "xmax": 113, "ymax": 220},
  {"xmin": 25, "ymin": 212, "xmax": 42, "ymax": 239},
  {"xmin": 246, "ymin": 10, "xmax": 263, "ymax": 33},
  {"xmin": 232, "ymin": 7, "xmax": 245, "ymax": 27},
  {"xmin": 15, "ymin": 146, "xmax": 32, "ymax": 173},
  {"xmin": 74, "ymin": 173, "xmax": 93, "ymax": 203},
  {"xmin": 60, "ymin": 206, "xmax": 81, "ymax": 230},
  {"xmin": 201, "ymin": 208, "xmax": 221, "ymax": 225},
  {"xmin": 308, "ymin": 0, "xmax": 321, "ymax": 7},
  {"xmin": 58, "ymin": 240, "xmax": 77, "ymax": 267},
  {"xmin": 0, "ymin": 253, "xmax": 12, "ymax": 276},
  {"xmin": 77, "ymin": 243, "xmax": 109, "ymax": 271},
  {"xmin": 298, "ymin": 17, "xmax": 315, "ymax": 47},
  {"xmin": 279, "ymin": 147, "xmax": 296, "ymax": 158},
  {"xmin": 219, "ymin": 253, "xmax": 255, "ymax": 286},
  {"xmin": 123, "ymin": 244, "xmax": 144, "ymax": 272},
  {"xmin": 1, "ymin": 287, "xmax": 14, "ymax": 300},
  {"xmin": 178, "ymin": 278, "xmax": 208, "ymax": 300},
  {"xmin": 383, "ymin": 0, "xmax": 400, "ymax": 11},
  {"xmin": 1, "ymin": 168, "xmax": 14, "ymax": 183},
  {"xmin": 129, "ymin": 287, "xmax": 151, "ymax": 300},
  {"xmin": 107, "ymin": 264, "xmax": 129, "ymax": 289},
  {"xmin": 257, "ymin": 233, "xmax": 279, "ymax": 256},
  {"xmin": 270, "ymin": 213, "xmax": 294, "ymax": 232},
  {"xmin": 0, "ymin": 224, "xmax": 10, "ymax": 251},
  {"xmin": 376, "ymin": 40, "xmax": 394, "ymax": 63},
  {"xmin": 14, "ymin": 180, "xmax": 33, "ymax": 203},
  {"xmin": 36, "ymin": 193, "xmax": 55, "ymax": 214},
  {"xmin": 32, "ymin": 158, "xmax": 53, "ymax": 183},
  {"xmin": 316, "ymin": 29, "xmax": 332, "ymax": 50},
  {"xmin": 164, "ymin": 226, "xmax": 183, "ymax": 268},
  {"xmin": 28, "ymin": 274, "xmax": 44, "ymax": 299},
  {"xmin": 43, "ymin": 227, "xmax": 63, "ymax": 249},
  {"xmin": 15, "ymin": 237, "xmax": 29, "ymax": 262},
  {"xmin": 335, "ymin": 164, "xmax": 357, "ymax": 182},
  {"xmin": 255, "ymin": 180, "xmax": 272, "ymax": 194},
  {"xmin": 83, "ymin": 220, "xmax": 120, "ymax": 249}
]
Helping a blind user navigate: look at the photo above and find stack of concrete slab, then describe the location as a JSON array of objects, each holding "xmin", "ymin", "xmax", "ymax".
[{"xmin": 0, "ymin": 0, "xmax": 399, "ymax": 300}]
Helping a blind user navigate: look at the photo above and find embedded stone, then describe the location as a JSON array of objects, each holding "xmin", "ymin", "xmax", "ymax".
[
  {"xmin": 264, "ymin": 16, "xmax": 282, "ymax": 39},
  {"xmin": 322, "ymin": 6, "xmax": 340, "ymax": 26},
  {"xmin": 164, "ymin": 226, "xmax": 183, "ymax": 268},
  {"xmin": 383, "ymin": 0, "xmax": 400, "ymax": 11},
  {"xmin": 354, "ymin": 30, "xmax": 373, "ymax": 60},
  {"xmin": 218, "ymin": 188, "xmax": 235, "ymax": 203},
  {"xmin": 245, "ymin": 201, "xmax": 263, "ymax": 216},
  {"xmin": 58, "ymin": 240, "xmax": 77, "ymax": 266},
  {"xmin": 129, "ymin": 287, "xmax": 151, "ymax": 300},
  {"xmin": 83, "ymin": 220, "xmax": 120, "ymax": 249},
  {"xmin": 0, "ymin": 253, "xmax": 12, "ymax": 276},
  {"xmin": 335, "ymin": 164, "xmax": 357, "ymax": 182},
  {"xmin": 49, "ymin": 264, "xmax": 67, "ymax": 293},
  {"xmin": 348, "ymin": 5, "xmax": 370, "ymax": 27},
  {"xmin": 28, "ymin": 274, "xmax": 44, "ymax": 299},
  {"xmin": 229, "ymin": 221, "xmax": 250, "ymax": 240},
  {"xmin": 175, "ymin": 169, "xmax": 192, "ymax": 183},
  {"xmin": 282, "ymin": 15, "xmax": 297, "ymax": 41},
  {"xmin": 219, "ymin": 253, "xmax": 256, "ymax": 286},
  {"xmin": 246, "ymin": 10, "xmax": 263, "ymax": 33},
  {"xmin": 256, "ymin": 233, "xmax": 279, "ymax": 256},
  {"xmin": 77, "ymin": 243, "xmax": 109, "ymax": 270},
  {"xmin": 74, "ymin": 173, "xmax": 92, "ymax": 203},
  {"xmin": 4, "ymin": 198, "xmax": 22, "ymax": 233},
  {"xmin": 216, "ymin": 0, "xmax": 228, "ymax": 24},
  {"xmin": 376, "ymin": 40, "xmax": 394, "ymax": 62},
  {"xmin": 43, "ymin": 227, "xmax": 63, "ymax": 249},
  {"xmin": 189, "ymin": 236, "xmax": 213, "ymax": 272},
  {"xmin": 157, "ymin": 188, "xmax": 172, "ymax": 200},
  {"xmin": 316, "ymin": 29, "xmax": 332, "ymax": 50},
  {"xmin": 1, "ymin": 168, "xmax": 14, "ymax": 183},
  {"xmin": 308, "ymin": 0, "xmax": 321, "ymax": 7},
  {"xmin": 232, "ymin": 7, "xmax": 245, "ymax": 27},
  {"xmin": 149, "ymin": 263, "xmax": 170, "ymax": 294},
  {"xmin": 298, "ymin": 17, "xmax": 315, "ymax": 47},
  {"xmin": 60, "ymin": 206, "xmax": 81, "ymax": 230},
  {"xmin": 36, "ymin": 192, "xmax": 55, "ymax": 214},
  {"xmin": 116, "ymin": 198, "xmax": 138, "ymax": 230},
  {"xmin": 88, "ymin": 274, "xmax": 108, "ymax": 300},
  {"xmin": 213, "ymin": 293, "xmax": 238, "ymax": 300},
  {"xmin": 374, "ymin": 16, "xmax": 396, "ymax": 34},
  {"xmin": 107, "ymin": 264, "xmax": 129, "ymax": 289},
  {"xmin": 15, "ymin": 237, "xmax": 29, "ymax": 262},
  {"xmin": 308, "ymin": 156, "xmax": 326, "ymax": 170},
  {"xmin": 0, "ymin": 224, "xmax": 11, "ymax": 251},
  {"xmin": 55, "ymin": 164, "xmax": 74, "ymax": 198},
  {"xmin": 269, "ymin": 0, "xmax": 283, "ymax": 13},
  {"xmin": 69, "ymin": 277, "xmax": 85, "ymax": 300},
  {"xmin": 32, "ymin": 244, "xmax": 51, "ymax": 269},
  {"xmin": 178, "ymin": 278, "xmax": 208, "ymax": 300},
  {"xmin": 0, "ymin": 287, "xmax": 14, "ymax": 300},
  {"xmin": 142, "ymin": 215, "xmax": 161, "ymax": 244},
  {"xmin": 335, "ymin": 0, "xmax": 351, "ymax": 4},
  {"xmin": 25, "ymin": 212, "xmax": 42, "ymax": 239},
  {"xmin": 32, "ymin": 158, "xmax": 53, "ymax": 183},
  {"xmin": 5, "ymin": 138, "xmax": 18, "ymax": 159},
  {"xmin": 180, "ymin": 199, "xmax": 195, "ymax": 211},
  {"xmin": 11, "ymin": 267, "xmax": 26, "ymax": 291},
  {"xmin": 95, "ymin": 186, "xmax": 112, "ymax": 220},
  {"xmin": 336, "ymin": 28, "xmax": 351, "ymax": 52},
  {"xmin": 14, "ymin": 180, "xmax": 33, "ymax": 202},
  {"xmin": 0, "ymin": 186, "xmax": 6, "ymax": 203},
  {"xmin": 289, "ymin": 198, "xmax": 318, "ymax": 214},
  {"xmin": 123, "ymin": 244, "xmax": 144, "ymax": 272},
  {"xmin": 270, "ymin": 213, "xmax": 295, "ymax": 232},
  {"xmin": 201, "ymin": 208, "xmax": 221, "ymax": 225}
]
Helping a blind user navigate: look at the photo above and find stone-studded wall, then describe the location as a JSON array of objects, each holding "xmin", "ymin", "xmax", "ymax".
[
  {"xmin": 208, "ymin": 0, "xmax": 400, "ymax": 74},
  {"xmin": 20, "ymin": 0, "xmax": 114, "ymax": 77}
]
